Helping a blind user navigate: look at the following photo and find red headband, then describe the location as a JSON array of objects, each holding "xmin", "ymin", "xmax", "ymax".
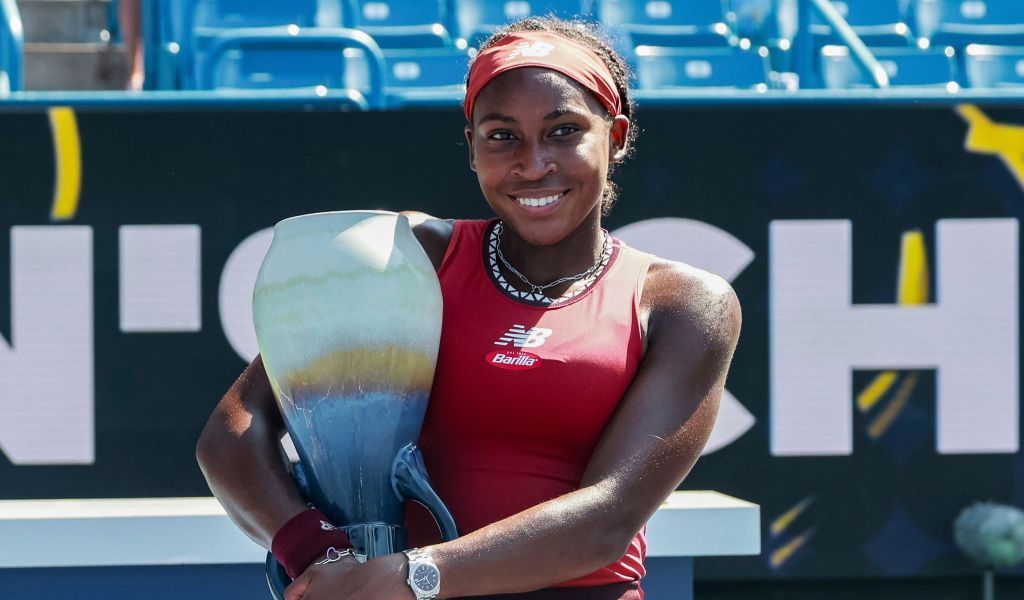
[{"xmin": 464, "ymin": 30, "xmax": 623, "ymax": 122}]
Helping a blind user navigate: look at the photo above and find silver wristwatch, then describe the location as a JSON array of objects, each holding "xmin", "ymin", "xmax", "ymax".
[{"xmin": 403, "ymin": 548, "xmax": 441, "ymax": 599}]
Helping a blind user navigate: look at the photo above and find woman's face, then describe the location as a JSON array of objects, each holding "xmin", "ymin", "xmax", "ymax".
[{"xmin": 465, "ymin": 67, "xmax": 629, "ymax": 247}]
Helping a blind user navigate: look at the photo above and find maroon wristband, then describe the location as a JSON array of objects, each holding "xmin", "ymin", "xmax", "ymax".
[{"xmin": 271, "ymin": 508, "xmax": 352, "ymax": 579}]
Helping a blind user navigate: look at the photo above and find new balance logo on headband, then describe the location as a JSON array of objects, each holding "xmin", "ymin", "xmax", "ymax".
[
  {"xmin": 504, "ymin": 41, "xmax": 555, "ymax": 62},
  {"xmin": 494, "ymin": 325, "xmax": 553, "ymax": 348}
]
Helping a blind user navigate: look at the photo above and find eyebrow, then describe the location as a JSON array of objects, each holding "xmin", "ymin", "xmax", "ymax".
[{"xmin": 476, "ymin": 107, "xmax": 583, "ymax": 126}]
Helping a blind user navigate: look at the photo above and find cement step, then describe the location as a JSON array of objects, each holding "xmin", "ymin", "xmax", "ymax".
[
  {"xmin": 24, "ymin": 42, "xmax": 127, "ymax": 90},
  {"xmin": 16, "ymin": 0, "xmax": 114, "ymax": 43}
]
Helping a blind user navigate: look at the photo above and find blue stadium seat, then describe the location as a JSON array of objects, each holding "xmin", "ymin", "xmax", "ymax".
[
  {"xmin": 915, "ymin": 0, "xmax": 1024, "ymax": 46},
  {"xmin": 0, "ymin": 0, "xmax": 24, "ymax": 93},
  {"xmin": 820, "ymin": 45, "xmax": 958, "ymax": 88},
  {"xmin": 453, "ymin": 0, "xmax": 589, "ymax": 48},
  {"xmin": 597, "ymin": 0, "xmax": 736, "ymax": 48},
  {"xmin": 963, "ymin": 43, "xmax": 1024, "ymax": 86},
  {"xmin": 196, "ymin": 28, "xmax": 385, "ymax": 107},
  {"xmin": 811, "ymin": 0, "xmax": 914, "ymax": 47},
  {"xmin": 633, "ymin": 45, "xmax": 770, "ymax": 89},
  {"xmin": 731, "ymin": 0, "xmax": 797, "ymax": 44},
  {"xmin": 345, "ymin": 46, "xmax": 469, "ymax": 106},
  {"xmin": 346, "ymin": 0, "xmax": 451, "ymax": 48}
]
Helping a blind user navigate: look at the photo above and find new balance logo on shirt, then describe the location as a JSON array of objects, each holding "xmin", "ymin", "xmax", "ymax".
[
  {"xmin": 488, "ymin": 325, "xmax": 552, "ymax": 370},
  {"xmin": 494, "ymin": 325, "xmax": 553, "ymax": 348}
]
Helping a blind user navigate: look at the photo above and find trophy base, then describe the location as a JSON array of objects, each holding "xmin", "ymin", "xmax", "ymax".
[{"xmin": 344, "ymin": 522, "xmax": 407, "ymax": 558}]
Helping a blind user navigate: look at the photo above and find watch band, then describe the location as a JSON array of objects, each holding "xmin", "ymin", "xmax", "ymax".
[{"xmin": 404, "ymin": 548, "xmax": 441, "ymax": 600}]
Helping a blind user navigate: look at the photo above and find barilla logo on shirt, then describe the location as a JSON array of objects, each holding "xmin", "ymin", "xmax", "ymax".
[
  {"xmin": 486, "ymin": 349, "xmax": 542, "ymax": 371},
  {"xmin": 487, "ymin": 325, "xmax": 551, "ymax": 370}
]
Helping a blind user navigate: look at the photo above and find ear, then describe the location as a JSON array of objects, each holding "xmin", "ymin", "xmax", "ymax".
[
  {"xmin": 608, "ymin": 115, "xmax": 630, "ymax": 162},
  {"xmin": 464, "ymin": 125, "xmax": 477, "ymax": 172}
]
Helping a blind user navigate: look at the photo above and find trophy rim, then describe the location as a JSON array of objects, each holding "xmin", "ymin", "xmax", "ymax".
[{"xmin": 274, "ymin": 209, "xmax": 403, "ymax": 231}]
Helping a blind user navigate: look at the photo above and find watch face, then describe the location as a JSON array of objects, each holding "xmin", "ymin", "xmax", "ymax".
[{"xmin": 413, "ymin": 564, "xmax": 440, "ymax": 592}]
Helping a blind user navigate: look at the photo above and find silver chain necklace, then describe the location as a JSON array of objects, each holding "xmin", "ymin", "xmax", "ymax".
[{"xmin": 493, "ymin": 221, "xmax": 610, "ymax": 297}]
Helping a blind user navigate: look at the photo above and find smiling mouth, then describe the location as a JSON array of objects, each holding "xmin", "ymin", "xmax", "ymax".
[{"xmin": 512, "ymin": 191, "xmax": 567, "ymax": 208}]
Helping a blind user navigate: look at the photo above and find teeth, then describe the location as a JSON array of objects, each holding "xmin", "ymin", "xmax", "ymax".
[{"xmin": 516, "ymin": 193, "xmax": 563, "ymax": 207}]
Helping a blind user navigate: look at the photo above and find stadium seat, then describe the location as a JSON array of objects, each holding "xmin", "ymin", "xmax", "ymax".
[
  {"xmin": 820, "ymin": 45, "xmax": 958, "ymax": 88},
  {"xmin": 196, "ymin": 28, "xmax": 385, "ymax": 108},
  {"xmin": 633, "ymin": 45, "xmax": 770, "ymax": 89},
  {"xmin": 597, "ymin": 0, "xmax": 736, "ymax": 48},
  {"xmin": 963, "ymin": 43, "xmax": 1024, "ymax": 87},
  {"xmin": 346, "ymin": 0, "xmax": 451, "ymax": 48},
  {"xmin": 0, "ymin": 0, "xmax": 23, "ymax": 93},
  {"xmin": 163, "ymin": 0, "xmax": 351, "ymax": 89},
  {"xmin": 731, "ymin": 0, "xmax": 797, "ymax": 44},
  {"xmin": 811, "ymin": 0, "xmax": 914, "ymax": 47},
  {"xmin": 914, "ymin": 0, "xmax": 1024, "ymax": 46},
  {"xmin": 453, "ymin": 0, "xmax": 589, "ymax": 48},
  {"xmin": 345, "ymin": 46, "xmax": 470, "ymax": 106}
]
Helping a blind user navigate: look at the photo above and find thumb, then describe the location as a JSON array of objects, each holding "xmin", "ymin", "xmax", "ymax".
[{"xmin": 285, "ymin": 576, "xmax": 311, "ymax": 600}]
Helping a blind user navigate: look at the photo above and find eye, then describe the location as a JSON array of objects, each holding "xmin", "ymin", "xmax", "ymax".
[
  {"xmin": 487, "ymin": 130, "xmax": 516, "ymax": 141},
  {"xmin": 551, "ymin": 125, "xmax": 580, "ymax": 137}
]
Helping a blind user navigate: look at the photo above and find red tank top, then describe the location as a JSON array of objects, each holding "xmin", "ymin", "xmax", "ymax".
[{"xmin": 406, "ymin": 219, "xmax": 653, "ymax": 589}]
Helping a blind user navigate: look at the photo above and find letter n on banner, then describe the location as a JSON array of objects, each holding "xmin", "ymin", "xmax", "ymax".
[
  {"xmin": 770, "ymin": 219, "xmax": 1018, "ymax": 456},
  {"xmin": 0, "ymin": 227, "xmax": 94, "ymax": 464}
]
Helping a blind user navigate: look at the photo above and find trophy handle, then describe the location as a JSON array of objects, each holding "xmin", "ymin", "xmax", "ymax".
[
  {"xmin": 392, "ymin": 443, "xmax": 459, "ymax": 542},
  {"xmin": 266, "ymin": 554, "xmax": 290, "ymax": 600}
]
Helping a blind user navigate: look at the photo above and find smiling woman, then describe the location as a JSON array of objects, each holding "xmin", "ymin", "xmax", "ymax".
[{"xmin": 196, "ymin": 16, "xmax": 741, "ymax": 600}]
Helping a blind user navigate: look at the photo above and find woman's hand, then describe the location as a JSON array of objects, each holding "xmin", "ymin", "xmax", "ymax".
[{"xmin": 285, "ymin": 553, "xmax": 414, "ymax": 600}]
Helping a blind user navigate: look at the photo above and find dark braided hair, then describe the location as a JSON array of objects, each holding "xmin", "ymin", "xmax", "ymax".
[{"xmin": 468, "ymin": 16, "xmax": 638, "ymax": 214}]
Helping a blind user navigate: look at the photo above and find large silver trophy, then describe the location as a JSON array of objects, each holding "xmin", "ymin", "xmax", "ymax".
[{"xmin": 252, "ymin": 211, "xmax": 458, "ymax": 598}]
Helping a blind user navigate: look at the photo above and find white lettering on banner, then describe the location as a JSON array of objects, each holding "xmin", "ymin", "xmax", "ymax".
[
  {"xmin": 0, "ymin": 227, "xmax": 94, "ymax": 464},
  {"xmin": 770, "ymin": 219, "xmax": 1019, "ymax": 456},
  {"xmin": 613, "ymin": 218, "xmax": 757, "ymax": 455},
  {"xmin": 120, "ymin": 225, "xmax": 202, "ymax": 332},
  {"xmin": 219, "ymin": 228, "xmax": 273, "ymax": 362}
]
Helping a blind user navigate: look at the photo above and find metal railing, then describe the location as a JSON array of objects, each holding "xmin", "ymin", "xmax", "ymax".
[{"xmin": 793, "ymin": 0, "xmax": 890, "ymax": 89}]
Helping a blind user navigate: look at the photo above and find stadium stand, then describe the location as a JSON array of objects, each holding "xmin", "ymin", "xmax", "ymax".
[
  {"xmin": 963, "ymin": 43, "xmax": 1024, "ymax": 87},
  {"xmin": 634, "ymin": 45, "xmax": 771, "ymax": 90},
  {"xmin": 0, "ymin": 0, "xmax": 23, "ymax": 93},
  {"xmin": 820, "ymin": 44, "xmax": 958, "ymax": 88},
  {"xmin": 11, "ymin": 0, "xmax": 1024, "ymax": 96}
]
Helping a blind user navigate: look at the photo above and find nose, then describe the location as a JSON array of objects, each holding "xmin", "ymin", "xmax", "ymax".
[{"xmin": 511, "ymin": 138, "xmax": 556, "ymax": 180}]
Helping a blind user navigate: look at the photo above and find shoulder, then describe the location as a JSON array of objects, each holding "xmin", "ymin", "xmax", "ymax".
[
  {"xmin": 400, "ymin": 211, "xmax": 456, "ymax": 271},
  {"xmin": 641, "ymin": 258, "xmax": 742, "ymax": 354}
]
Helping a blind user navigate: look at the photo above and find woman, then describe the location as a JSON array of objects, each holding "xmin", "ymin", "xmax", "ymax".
[{"xmin": 197, "ymin": 17, "xmax": 740, "ymax": 600}]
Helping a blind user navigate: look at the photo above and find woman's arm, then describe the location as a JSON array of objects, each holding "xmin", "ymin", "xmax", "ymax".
[
  {"xmin": 196, "ymin": 354, "xmax": 307, "ymax": 548},
  {"xmin": 289, "ymin": 260, "xmax": 741, "ymax": 599}
]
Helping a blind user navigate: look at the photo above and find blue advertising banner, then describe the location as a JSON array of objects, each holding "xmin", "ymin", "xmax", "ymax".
[{"xmin": 1, "ymin": 103, "xmax": 1023, "ymax": 580}]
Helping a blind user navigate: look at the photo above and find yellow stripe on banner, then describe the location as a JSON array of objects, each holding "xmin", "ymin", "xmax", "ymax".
[
  {"xmin": 770, "ymin": 496, "xmax": 815, "ymax": 538},
  {"xmin": 957, "ymin": 104, "xmax": 1024, "ymax": 189},
  {"xmin": 898, "ymin": 230, "xmax": 929, "ymax": 305},
  {"xmin": 869, "ymin": 372, "xmax": 920, "ymax": 439},
  {"xmin": 770, "ymin": 528, "xmax": 815, "ymax": 569},
  {"xmin": 857, "ymin": 371, "xmax": 898, "ymax": 413},
  {"xmin": 48, "ymin": 107, "xmax": 82, "ymax": 221}
]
